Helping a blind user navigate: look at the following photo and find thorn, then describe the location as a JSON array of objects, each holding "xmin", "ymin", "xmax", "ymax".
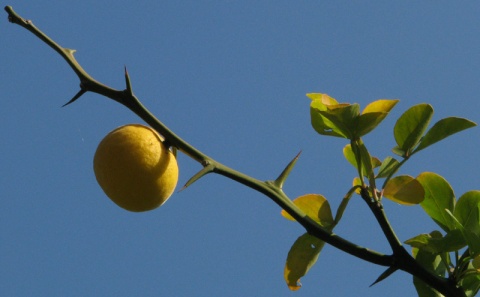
[
  {"xmin": 124, "ymin": 65, "xmax": 133, "ymax": 95},
  {"xmin": 273, "ymin": 151, "xmax": 302, "ymax": 189},
  {"xmin": 180, "ymin": 164, "xmax": 215, "ymax": 192},
  {"xmin": 370, "ymin": 266, "xmax": 398, "ymax": 287},
  {"xmin": 62, "ymin": 88, "xmax": 86, "ymax": 107}
]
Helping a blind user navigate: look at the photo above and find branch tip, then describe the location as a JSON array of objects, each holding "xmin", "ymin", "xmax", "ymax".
[{"xmin": 5, "ymin": 6, "xmax": 29, "ymax": 26}]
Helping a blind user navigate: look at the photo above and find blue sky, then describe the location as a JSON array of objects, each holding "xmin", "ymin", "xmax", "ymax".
[{"xmin": 2, "ymin": 2, "xmax": 480, "ymax": 296}]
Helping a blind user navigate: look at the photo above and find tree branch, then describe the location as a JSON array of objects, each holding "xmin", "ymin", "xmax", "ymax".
[{"xmin": 5, "ymin": 5, "xmax": 466, "ymax": 297}]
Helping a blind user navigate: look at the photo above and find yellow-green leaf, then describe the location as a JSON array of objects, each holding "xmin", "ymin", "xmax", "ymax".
[
  {"xmin": 362, "ymin": 99, "xmax": 399, "ymax": 114},
  {"xmin": 315, "ymin": 103, "xmax": 359, "ymax": 139},
  {"xmin": 343, "ymin": 144, "xmax": 357, "ymax": 168},
  {"xmin": 353, "ymin": 177, "xmax": 363, "ymax": 193},
  {"xmin": 281, "ymin": 194, "xmax": 334, "ymax": 228},
  {"xmin": 284, "ymin": 233, "xmax": 324, "ymax": 291},
  {"xmin": 383, "ymin": 175, "xmax": 425, "ymax": 205},
  {"xmin": 356, "ymin": 99, "xmax": 399, "ymax": 137},
  {"xmin": 306, "ymin": 93, "xmax": 339, "ymax": 105},
  {"xmin": 310, "ymin": 101, "xmax": 348, "ymax": 138}
]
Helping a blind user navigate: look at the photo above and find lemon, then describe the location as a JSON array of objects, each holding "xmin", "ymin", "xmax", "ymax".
[{"xmin": 93, "ymin": 124, "xmax": 179, "ymax": 212}]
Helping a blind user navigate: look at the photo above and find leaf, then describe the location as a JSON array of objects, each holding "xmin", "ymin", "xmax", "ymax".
[
  {"xmin": 412, "ymin": 245, "xmax": 447, "ymax": 297},
  {"xmin": 454, "ymin": 191, "xmax": 480, "ymax": 229},
  {"xmin": 446, "ymin": 209, "xmax": 480, "ymax": 258},
  {"xmin": 310, "ymin": 101, "xmax": 348, "ymax": 138},
  {"xmin": 414, "ymin": 117, "xmax": 477, "ymax": 154},
  {"xmin": 309, "ymin": 94, "xmax": 354, "ymax": 138},
  {"xmin": 284, "ymin": 233, "xmax": 325, "ymax": 291},
  {"xmin": 376, "ymin": 156, "xmax": 400, "ymax": 179},
  {"xmin": 453, "ymin": 191, "xmax": 480, "ymax": 256},
  {"xmin": 457, "ymin": 260, "xmax": 480, "ymax": 296},
  {"xmin": 316, "ymin": 103, "xmax": 360, "ymax": 139},
  {"xmin": 306, "ymin": 93, "xmax": 339, "ymax": 105},
  {"xmin": 459, "ymin": 272, "xmax": 480, "ymax": 297},
  {"xmin": 473, "ymin": 255, "xmax": 480, "ymax": 270},
  {"xmin": 343, "ymin": 144, "xmax": 357, "ymax": 168},
  {"xmin": 343, "ymin": 144, "xmax": 381, "ymax": 175},
  {"xmin": 371, "ymin": 156, "xmax": 382, "ymax": 169},
  {"xmin": 405, "ymin": 230, "xmax": 466, "ymax": 253},
  {"xmin": 392, "ymin": 146, "xmax": 406, "ymax": 157},
  {"xmin": 350, "ymin": 139, "xmax": 374, "ymax": 179},
  {"xmin": 417, "ymin": 172, "xmax": 456, "ymax": 232},
  {"xmin": 353, "ymin": 177, "xmax": 363, "ymax": 194},
  {"xmin": 356, "ymin": 99, "xmax": 399, "ymax": 137},
  {"xmin": 383, "ymin": 175, "xmax": 425, "ymax": 205},
  {"xmin": 281, "ymin": 194, "xmax": 334, "ymax": 228},
  {"xmin": 394, "ymin": 104, "xmax": 433, "ymax": 157}
]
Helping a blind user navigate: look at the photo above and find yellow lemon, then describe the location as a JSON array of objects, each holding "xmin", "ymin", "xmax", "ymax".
[{"xmin": 93, "ymin": 124, "xmax": 179, "ymax": 212}]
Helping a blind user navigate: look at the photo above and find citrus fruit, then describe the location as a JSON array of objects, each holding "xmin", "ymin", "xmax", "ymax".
[{"xmin": 93, "ymin": 124, "xmax": 179, "ymax": 212}]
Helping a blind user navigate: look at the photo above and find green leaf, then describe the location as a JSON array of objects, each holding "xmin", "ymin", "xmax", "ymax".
[
  {"xmin": 417, "ymin": 172, "xmax": 456, "ymax": 232},
  {"xmin": 310, "ymin": 101, "xmax": 349, "ymax": 138},
  {"xmin": 281, "ymin": 194, "xmax": 334, "ymax": 228},
  {"xmin": 309, "ymin": 93, "xmax": 356, "ymax": 138},
  {"xmin": 453, "ymin": 191, "xmax": 480, "ymax": 256},
  {"xmin": 454, "ymin": 191, "xmax": 480, "ymax": 229},
  {"xmin": 284, "ymin": 233, "xmax": 325, "ymax": 291},
  {"xmin": 412, "ymin": 245, "xmax": 447, "ymax": 297},
  {"xmin": 356, "ymin": 99, "xmax": 399, "ymax": 137},
  {"xmin": 383, "ymin": 175, "xmax": 424, "ymax": 205},
  {"xmin": 414, "ymin": 117, "xmax": 477, "ymax": 154},
  {"xmin": 394, "ymin": 104, "xmax": 433, "ymax": 157},
  {"xmin": 446, "ymin": 209, "xmax": 480, "ymax": 258},
  {"xmin": 392, "ymin": 146, "xmax": 406, "ymax": 157},
  {"xmin": 376, "ymin": 156, "xmax": 400, "ymax": 179},
  {"xmin": 459, "ymin": 272, "xmax": 480, "ymax": 297},
  {"xmin": 350, "ymin": 139, "xmax": 374, "ymax": 179},
  {"xmin": 316, "ymin": 103, "xmax": 360, "ymax": 139},
  {"xmin": 473, "ymin": 255, "xmax": 480, "ymax": 270},
  {"xmin": 405, "ymin": 230, "xmax": 466, "ymax": 253},
  {"xmin": 343, "ymin": 144, "xmax": 380, "ymax": 175}
]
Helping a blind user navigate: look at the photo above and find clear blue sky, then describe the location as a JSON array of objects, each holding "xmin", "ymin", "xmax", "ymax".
[{"xmin": 2, "ymin": 2, "xmax": 480, "ymax": 296}]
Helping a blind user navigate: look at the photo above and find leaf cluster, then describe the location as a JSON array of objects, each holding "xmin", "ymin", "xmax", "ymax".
[{"xmin": 280, "ymin": 93, "xmax": 477, "ymax": 295}]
